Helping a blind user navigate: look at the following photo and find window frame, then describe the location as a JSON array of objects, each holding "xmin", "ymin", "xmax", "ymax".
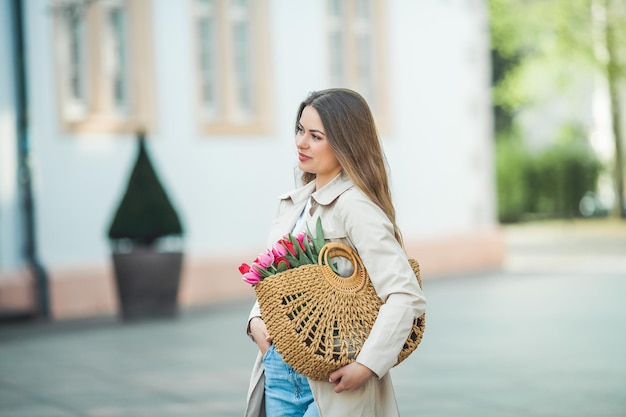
[
  {"xmin": 52, "ymin": 0, "xmax": 155, "ymax": 134},
  {"xmin": 327, "ymin": 0, "xmax": 389, "ymax": 132},
  {"xmin": 192, "ymin": 0, "xmax": 272, "ymax": 136}
]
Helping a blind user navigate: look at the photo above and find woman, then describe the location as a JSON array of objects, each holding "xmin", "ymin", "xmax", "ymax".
[{"xmin": 245, "ymin": 88, "xmax": 426, "ymax": 417}]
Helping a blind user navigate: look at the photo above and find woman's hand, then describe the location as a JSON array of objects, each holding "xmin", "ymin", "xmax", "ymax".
[
  {"xmin": 249, "ymin": 316, "xmax": 272, "ymax": 355},
  {"xmin": 328, "ymin": 362, "xmax": 375, "ymax": 393}
]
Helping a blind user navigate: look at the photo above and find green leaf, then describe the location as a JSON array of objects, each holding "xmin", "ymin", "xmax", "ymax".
[
  {"xmin": 297, "ymin": 252, "xmax": 311, "ymax": 265},
  {"xmin": 303, "ymin": 236, "xmax": 315, "ymax": 261},
  {"xmin": 276, "ymin": 261, "xmax": 288, "ymax": 272},
  {"xmin": 290, "ymin": 235, "xmax": 313, "ymax": 264},
  {"xmin": 254, "ymin": 265, "xmax": 273, "ymax": 278},
  {"xmin": 284, "ymin": 252, "xmax": 300, "ymax": 267},
  {"xmin": 308, "ymin": 217, "xmax": 325, "ymax": 253}
]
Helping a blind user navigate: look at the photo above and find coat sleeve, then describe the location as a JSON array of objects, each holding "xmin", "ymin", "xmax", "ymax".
[{"xmin": 336, "ymin": 190, "xmax": 426, "ymax": 378}]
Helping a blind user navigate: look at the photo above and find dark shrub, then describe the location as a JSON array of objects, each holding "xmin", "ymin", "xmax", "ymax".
[{"xmin": 108, "ymin": 134, "xmax": 184, "ymax": 246}]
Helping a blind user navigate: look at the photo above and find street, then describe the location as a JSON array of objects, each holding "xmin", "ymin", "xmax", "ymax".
[{"xmin": 1, "ymin": 220, "xmax": 625, "ymax": 416}]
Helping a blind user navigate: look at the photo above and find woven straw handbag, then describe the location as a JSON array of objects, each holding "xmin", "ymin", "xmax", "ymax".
[{"xmin": 254, "ymin": 242, "xmax": 425, "ymax": 380}]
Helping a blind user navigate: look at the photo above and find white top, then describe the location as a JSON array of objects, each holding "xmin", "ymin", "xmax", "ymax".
[{"xmin": 291, "ymin": 197, "xmax": 312, "ymax": 234}]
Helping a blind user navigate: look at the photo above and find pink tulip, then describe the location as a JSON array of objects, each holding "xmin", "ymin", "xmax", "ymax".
[
  {"xmin": 242, "ymin": 271, "xmax": 261, "ymax": 285},
  {"xmin": 271, "ymin": 241, "xmax": 287, "ymax": 257},
  {"xmin": 295, "ymin": 232, "xmax": 308, "ymax": 251},
  {"xmin": 256, "ymin": 251, "xmax": 274, "ymax": 269},
  {"xmin": 249, "ymin": 263, "xmax": 263, "ymax": 277}
]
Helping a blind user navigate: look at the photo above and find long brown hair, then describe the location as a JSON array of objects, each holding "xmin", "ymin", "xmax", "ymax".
[{"xmin": 295, "ymin": 88, "xmax": 403, "ymax": 245}]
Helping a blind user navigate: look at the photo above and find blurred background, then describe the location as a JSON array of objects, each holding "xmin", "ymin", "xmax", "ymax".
[
  {"xmin": 491, "ymin": 0, "xmax": 625, "ymax": 223},
  {"xmin": 0, "ymin": 0, "xmax": 623, "ymax": 308},
  {"xmin": 2, "ymin": 0, "xmax": 504, "ymax": 320},
  {"xmin": 1, "ymin": 1, "xmax": 625, "ymax": 416}
]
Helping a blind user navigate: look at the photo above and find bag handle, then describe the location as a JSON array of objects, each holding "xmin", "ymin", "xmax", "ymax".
[{"xmin": 318, "ymin": 242, "xmax": 369, "ymax": 292}]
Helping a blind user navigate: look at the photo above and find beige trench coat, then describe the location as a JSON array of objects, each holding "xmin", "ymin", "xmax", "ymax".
[{"xmin": 244, "ymin": 172, "xmax": 427, "ymax": 417}]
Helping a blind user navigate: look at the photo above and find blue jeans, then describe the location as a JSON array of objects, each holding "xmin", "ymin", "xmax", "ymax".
[{"xmin": 263, "ymin": 345, "xmax": 319, "ymax": 417}]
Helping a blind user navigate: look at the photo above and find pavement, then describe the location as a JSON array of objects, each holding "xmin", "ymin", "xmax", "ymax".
[{"xmin": 1, "ymin": 219, "xmax": 625, "ymax": 417}]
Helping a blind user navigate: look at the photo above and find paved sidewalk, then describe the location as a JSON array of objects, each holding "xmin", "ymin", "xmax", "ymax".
[{"xmin": 1, "ymin": 220, "xmax": 625, "ymax": 417}]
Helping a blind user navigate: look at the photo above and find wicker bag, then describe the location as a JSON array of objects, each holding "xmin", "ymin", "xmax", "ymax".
[{"xmin": 254, "ymin": 242, "xmax": 425, "ymax": 380}]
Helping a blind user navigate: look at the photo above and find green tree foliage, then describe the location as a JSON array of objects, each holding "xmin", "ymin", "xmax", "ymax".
[
  {"xmin": 489, "ymin": 0, "xmax": 533, "ymax": 137},
  {"xmin": 490, "ymin": 0, "xmax": 626, "ymax": 217},
  {"xmin": 496, "ymin": 131, "xmax": 602, "ymax": 222},
  {"xmin": 496, "ymin": 138, "xmax": 533, "ymax": 222}
]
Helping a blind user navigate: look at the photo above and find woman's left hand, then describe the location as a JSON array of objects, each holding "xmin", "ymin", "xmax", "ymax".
[{"xmin": 328, "ymin": 362, "xmax": 375, "ymax": 393}]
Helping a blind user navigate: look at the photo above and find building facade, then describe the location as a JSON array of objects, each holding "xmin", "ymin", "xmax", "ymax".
[{"xmin": 0, "ymin": 0, "xmax": 503, "ymax": 320}]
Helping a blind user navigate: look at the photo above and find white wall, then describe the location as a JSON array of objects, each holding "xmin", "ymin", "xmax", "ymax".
[
  {"xmin": 386, "ymin": 0, "xmax": 495, "ymax": 238},
  {"xmin": 16, "ymin": 0, "xmax": 496, "ymax": 271},
  {"xmin": 25, "ymin": 1, "xmax": 136, "ymax": 267}
]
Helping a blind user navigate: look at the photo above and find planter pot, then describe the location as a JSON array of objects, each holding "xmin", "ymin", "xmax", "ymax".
[{"xmin": 112, "ymin": 249, "xmax": 183, "ymax": 320}]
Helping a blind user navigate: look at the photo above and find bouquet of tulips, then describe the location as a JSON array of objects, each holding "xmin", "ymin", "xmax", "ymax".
[{"xmin": 239, "ymin": 218, "xmax": 333, "ymax": 285}]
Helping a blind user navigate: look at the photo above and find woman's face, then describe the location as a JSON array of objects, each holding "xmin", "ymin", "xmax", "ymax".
[{"xmin": 296, "ymin": 105, "xmax": 342, "ymax": 189}]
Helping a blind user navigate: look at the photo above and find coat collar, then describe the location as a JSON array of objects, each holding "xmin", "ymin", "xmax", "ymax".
[{"xmin": 279, "ymin": 172, "xmax": 355, "ymax": 206}]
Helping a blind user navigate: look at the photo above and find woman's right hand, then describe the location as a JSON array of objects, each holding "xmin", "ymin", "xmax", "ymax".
[{"xmin": 249, "ymin": 316, "xmax": 272, "ymax": 355}]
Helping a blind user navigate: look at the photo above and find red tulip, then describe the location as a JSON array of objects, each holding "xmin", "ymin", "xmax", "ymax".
[
  {"xmin": 275, "ymin": 257, "xmax": 290, "ymax": 269},
  {"xmin": 280, "ymin": 239, "xmax": 297, "ymax": 256},
  {"xmin": 238, "ymin": 263, "xmax": 251, "ymax": 275}
]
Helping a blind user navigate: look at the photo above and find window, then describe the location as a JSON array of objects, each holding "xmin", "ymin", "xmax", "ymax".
[
  {"xmin": 193, "ymin": 0, "xmax": 272, "ymax": 135},
  {"xmin": 197, "ymin": 0, "xmax": 219, "ymax": 119},
  {"xmin": 327, "ymin": 0, "xmax": 388, "ymax": 130},
  {"xmin": 104, "ymin": 0, "xmax": 131, "ymax": 114},
  {"xmin": 328, "ymin": 0, "xmax": 347, "ymax": 87},
  {"xmin": 52, "ymin": 0, "xmax": 154, "ymax": 133},
  {"xmin": 56, "ymin": 6, "xmax": 89, "ymax": 120}
]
